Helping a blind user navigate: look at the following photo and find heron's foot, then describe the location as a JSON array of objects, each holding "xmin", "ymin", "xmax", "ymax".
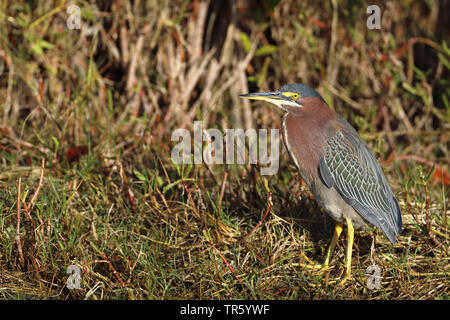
[
  {"xmin": 323, "ymin": 274, "xmax": 352, "ymax": 286},
  {"xmin": 291, "ymin": 263, "xmax": 322, "ymax": 270},
  {"xmin": 318, "ymin": 252, "xmax": 336, "ymax": 271},
  {"xmin": 316, "ymin": 261, "xmax": 333, "ymax": 275},
  {"xmin": 289, "ymin": 252, "xmax": 324, "ymax": 270}
]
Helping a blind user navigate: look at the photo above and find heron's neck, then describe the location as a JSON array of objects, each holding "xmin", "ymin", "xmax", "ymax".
[{"xmin": 281, "ymin": 104, "xmax": 336, "ymax": 185}]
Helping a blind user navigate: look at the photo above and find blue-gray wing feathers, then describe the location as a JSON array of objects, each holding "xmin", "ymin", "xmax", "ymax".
[{"xmin": 319, "ymin": 129, "xmax": 402, "ymax": 244}]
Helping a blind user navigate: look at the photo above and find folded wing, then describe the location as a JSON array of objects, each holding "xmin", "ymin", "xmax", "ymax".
[{"xmin": 318, "ymin": 129, "xmax": 402, "ymax": 244}]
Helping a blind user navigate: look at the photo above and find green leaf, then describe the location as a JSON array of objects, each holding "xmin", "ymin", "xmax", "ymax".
[
  {"xmin": 182, "ymin": 162, "xmax": 193, "ymax": 178},
  {"xmin": 87, "ymin": 47, "xmax": 95, "ymax": 86},
  {"xmin": 81, "ymin": 7, "xmax": 96, "ymax": 21},
  {"xmin": 155, "ymin": 175, "xmax": 164, "ymax": 188},
  {"xmin": 51, "ymin": 136, "xmax": 59, "ymax": 152},
  {"xmin": 257, "ymin": 57, "xmax": 270, "ymax": 86},
  {"xmin": 89, "ymin": 241, "xmax": 101, "ymax": 254},
  {"xmin": 417, "ymin": 166, "xmax": 423, "ymax": 179},
  {"xmin": 442, "ymin": 40, "xmax": 450, "ymax": 56},
  {"xmin": 170, "ymin": 159, "xmax": 181, "ymax": 177},
  {"xmin": 107, "ymin": 89, "xmax": 113, "ymax": 115},
  {"xmin": 402, "ymin": 82, "xmax": 417, "ymax": 95},
  {"xmin": 30, "ymin": 43, "xmax": 43, "ymax": 56},
  {"xmin": 133, "ymin": 169, "xmax": 147, "ymax": 182},
  {"xmin": 413, "ymin": 66, "xmax": 426, "ymax": 80},
  {"xmin": 255, "ymin": 45, "xmax": 277, "ymax": 57},
  {"xmin": 424, "ymin": 165, "xmax": 435, "ymax": 183},
  {"xmin": 438, "ymin": 53, "xmax": 450, "ymax": 70},
  {"xmin": 162, "ymin": 178, "xmax": 194, "ymax": 193},
  {"xmin": 239, "ymin": 32, "xmax": 251, "ymax": 53},
  {"xmin": 442, "ymin": 94, "xmax": 449, "ymax": 109}
]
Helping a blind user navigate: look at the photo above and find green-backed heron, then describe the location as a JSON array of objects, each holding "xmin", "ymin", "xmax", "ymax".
[{"xmin": 240, "ymin": 84, "xmax": 402, "ymax": 282}]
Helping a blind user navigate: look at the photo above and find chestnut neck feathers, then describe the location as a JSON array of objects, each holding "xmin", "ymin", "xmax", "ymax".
[{"xmin": 281, "ymin": 98, "xmax": 337, "ymax": 185}]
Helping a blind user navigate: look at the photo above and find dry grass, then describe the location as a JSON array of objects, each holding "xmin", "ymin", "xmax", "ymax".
[{"xmin": 0, "ymin": 0, "xmax": 448, "ymax": 299}]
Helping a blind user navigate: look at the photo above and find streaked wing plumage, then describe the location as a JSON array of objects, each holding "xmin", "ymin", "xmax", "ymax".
[{"xmin": 318, "ymin": 125, "xmax": 402, "ymax": 244}]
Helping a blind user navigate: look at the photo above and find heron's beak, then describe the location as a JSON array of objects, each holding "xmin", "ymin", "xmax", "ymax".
[
  {"xmin": 239, "ymin": 91, "xmax": 296, "ymax": 110},
  {"xmin": 239, "ymin": 91, "xmax": 285, "ymax": 103}
]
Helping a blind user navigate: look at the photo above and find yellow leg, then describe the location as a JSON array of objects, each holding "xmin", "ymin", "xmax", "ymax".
[
  {"xmin": 339, "ymin": 218, "xmax": 354, "ymax": 285},
  {"xmin": 293, "ymin": 222, "xmax": 343, "ymax": 272},
  {"xmin": 322, "ymin": 222, "xmax": 343, "ymax": 269}
]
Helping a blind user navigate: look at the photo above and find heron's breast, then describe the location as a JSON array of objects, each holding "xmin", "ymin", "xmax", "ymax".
[{"xmin": 282, "ymin": 113, "xmax": 329, "ymax": 185}]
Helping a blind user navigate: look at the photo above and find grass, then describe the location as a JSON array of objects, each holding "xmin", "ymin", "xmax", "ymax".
[{"xmin": 0, "ymin": 0, "xmax": 449, "ymax": 299}]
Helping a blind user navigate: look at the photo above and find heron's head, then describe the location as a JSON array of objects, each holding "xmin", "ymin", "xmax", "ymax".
[{"xmin": 239, "ymin": 83, "xmax": 324, "ymax": 113}]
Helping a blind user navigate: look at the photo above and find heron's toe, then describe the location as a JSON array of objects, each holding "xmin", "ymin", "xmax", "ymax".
[{"xmin": 338, "ymin": 273, "xmax": 353, "ymax": 286}]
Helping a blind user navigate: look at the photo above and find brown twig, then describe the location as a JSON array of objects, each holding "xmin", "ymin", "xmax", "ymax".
[
  {"xmin": 117, "ymin": 161, "xmax": 137, "ymax": 212},
  {"xmin": 183, "ymin": 183, "xmax": 201, "ymax": 220},
  {"xmin": 22, "ymin": 203, "xmax": 34, "ymax": 225},
  {"xmin": 155, "ymin": 186, "xmax": 173, "ymax": 215},
  {"xmin": 26, "ymin": 158, "xmax": 46, "ymax": 234},
  {"xmin": 207, "ymin": 239, "xmax": 245, "ymax": 286},
  {"xmin": 380, "ymin": 98, "xmax": 396, "ymax": 150},
  {"xmin": 218, "ymin": 170, "xmax": 228, "ymax": 214},
  {"xmin": 19, "ymin": 159, "xmax": 46, "ymax": 227},
  {"xmin": 241, "ymin": 190, "xmax": 273, "ymax": 244},
  {"xmin": 95, "ymin": 252, "xmax": 127, "ymax": 288},
  {"xmin": 5, "ymin": 134, "xmax": 52, "ymax": 155}
]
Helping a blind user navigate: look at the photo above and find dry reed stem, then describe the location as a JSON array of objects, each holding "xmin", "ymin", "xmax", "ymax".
[
  {"xmin": 28, "ymin": 158, "xmax": 45, "ymax": 210},
  {"xmin": 16, "ymin": 178, "xmax": 25, "ymax": 267}
]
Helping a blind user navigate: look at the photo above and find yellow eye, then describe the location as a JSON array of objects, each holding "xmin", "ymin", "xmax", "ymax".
[{"xmin": 292, "ymin": 93, "xmax": 299, "ymax": 100}]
